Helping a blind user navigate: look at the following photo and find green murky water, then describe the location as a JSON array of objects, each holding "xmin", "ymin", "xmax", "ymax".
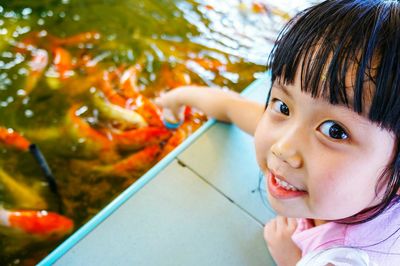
[{"xmin": 0, "ymin": 0, "xmax": 292, "ymax": 264}]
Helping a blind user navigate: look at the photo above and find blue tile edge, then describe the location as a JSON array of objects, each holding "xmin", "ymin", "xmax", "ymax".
[{"xmin": 38, "ymin": 72, "xmax": 271, "ymax": 266}]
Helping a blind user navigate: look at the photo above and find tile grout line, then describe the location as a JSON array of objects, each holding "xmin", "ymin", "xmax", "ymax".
[{"xmin": 176, "ymin": 158, "xmax": 265, "ymax": 226}]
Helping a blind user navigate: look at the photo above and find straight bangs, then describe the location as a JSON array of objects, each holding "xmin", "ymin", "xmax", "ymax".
[{"xmin": 268, "ymin": 0, "xmax": 400, "ymax": 134}]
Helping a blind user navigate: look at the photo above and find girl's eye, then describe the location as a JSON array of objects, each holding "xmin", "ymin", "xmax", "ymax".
[
  {"xmin": 318, "ymin": 121, "xmax": 348, "ymax": 140},
  {"xmin": 271, "ymin": 99, "xmax": 289, "ymax": 116}
]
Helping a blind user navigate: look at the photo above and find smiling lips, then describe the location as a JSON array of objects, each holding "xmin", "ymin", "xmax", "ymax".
[{"xmin": 267, "ymin": 172, "xmax": 307, "ymax": 199}]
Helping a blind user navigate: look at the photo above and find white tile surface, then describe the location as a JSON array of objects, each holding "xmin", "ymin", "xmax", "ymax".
[{"xmin": 54, "ymin": 160, "xmax": 275, "ymax": 266}]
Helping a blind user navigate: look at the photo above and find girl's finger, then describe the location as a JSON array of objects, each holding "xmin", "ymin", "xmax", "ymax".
[
  {"xmin": 154, "ymin": 97, "xmax": 163, "ymax": 107},
  {"xmin": 264, "ymin": 218, "xmax": 277, "ymax": 241},
  {"xmin": 275, "ymin": 215, "xmax": 287, "ymax": 231},
  {"xmin": 265, "ymin": 217, "xmax": 277, "ymax": 232},
  {"xmin": 287, "ymin": 217, "xmax": 298, "ymax": 232}
]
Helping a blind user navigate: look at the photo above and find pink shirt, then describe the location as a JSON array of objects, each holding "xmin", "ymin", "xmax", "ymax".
[{"xmin": 292, "ymin": 201, "xmax": 400, "ymax": 265}]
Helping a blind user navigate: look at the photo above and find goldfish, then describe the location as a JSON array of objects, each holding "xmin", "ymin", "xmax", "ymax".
[
  {"xmin": 52, "ymin": 47, "xmax": 74, "ymax": 79},
  {"xmin": 103, "ymin": 145, "xmax": 161, "ymax": 177},
  {"xmin": 0, "ymin": 208, "xmax": 73, "ymax": 237},
  {"xmin": 65, "ymin": 104, "xmax": 119, "ymax": 161},
  {"xmin": 92, "ymin": 92, "xmax": 148, "ymax": 129},
  {"xmin": 111, "ymin": 127, "xmax": 171, "ymax": 151},
  {"xmin": 0, "ymin": 127, "xmax": 31, "ymax": 152},
  {"xmin": 99, "ymin": 68, "xmax": 165, "ymax": 127},
  {"xmin": 71, "ymin": 145, "xmax": 161, "ymax": 178}
]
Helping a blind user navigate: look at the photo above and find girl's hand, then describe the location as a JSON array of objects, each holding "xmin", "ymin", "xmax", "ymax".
[
  {"xmin": 264, "ymin": 216, "xmax": 302, "ymax": 266},
  {"xmin": 156, "ymin": 88, "xmax": 187, "ymax": 122}
]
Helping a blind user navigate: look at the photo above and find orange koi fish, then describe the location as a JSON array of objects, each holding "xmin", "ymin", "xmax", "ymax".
[
  {"xmin": 65, "ymin": 104, "xmax": 118, "ymax": 161},
  {"xmin": 159, "ymin": 129, "xmax": 187, "ymax": 159},
  {"xmin": 72, "ymin": 145, "xmax": 161, "ymax": 178},
  {"xmin": 101, "ymin": 68, "xmax": 163, "ymax": 128},
  {"xmin": 99, "ymin": 71, "xmax": 127, "ymax": 107},
  {"xmin": 159, "ymin": 63, "xmax": 191, "ymax": 89},
  {"xmin": 110, "ymin": 145, "xmax": 161, "ymax": 176},
  {"xmin": 119, "ymin": 65, "xmax": 142, "ymax": 98},
  {"xmin": 128, "ymin": 102, "xmax": 164, "ymax": 128},
  {"xmin": 0, "ymin": 127, "xmax": 30, "ymax": 151},
  {"xmin": 119, "ymin": 66, "xmax": 164, "ymax": 127},
  {"xmin": 0, "ymin": 208, "xmax": 73, "ymax": 237},
  {"xmin": 52, "ymin": 47, "xmax": 73, "ymax": 79},
  {"xmin": 111, "ymin": 127, "xmax": 171, "ymax": 151}
]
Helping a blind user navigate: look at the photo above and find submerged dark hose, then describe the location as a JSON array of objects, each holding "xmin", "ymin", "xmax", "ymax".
[{"xmin": 29, "ymin": 144, "xmax": 63, "ymax": 214}]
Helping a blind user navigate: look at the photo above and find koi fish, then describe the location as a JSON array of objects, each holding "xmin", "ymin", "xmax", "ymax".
[
  {"xmin": 52, "ymin": 47, "xmax": 73, "ymax": 79},
  {"xmin": 0, "ymin": 127, "xmax": 31, "ymax": 152},
  {"xmin": 159, "ymin": 129, "xmax": 187, "ymax": 158},
  {"xmin": 0, "ymin": 169, "xmax": 47, "ymax": 210},
  {"xmin": 71, "ymin": 145, "xmax": 161, "ymax": 178},
  {"xmin": 132, "ymin": 96, "xmax": 165, "ymax": 128},
  {"xmin": 111, "ymin": 127, "xmax": 171, "ymax": 151},
  {"xmin": 119, "ymin": 64, "xmax": 142, "ymax": 98},
  {"xmin": 0, "ymin": 208, "xmax": 73, "ymax": 237},
  {"xmin": 103, "ymin": 145, "xmax": 161, "ymax": 177},
  {"xmin": 92, "ymin": 92, "xmax": 148, "ymax": 129},
  {"xmin": 98, "ymin": 70, "xmax": 127, "ymax": 107},
  {"xmin": 159, "ymin": 63, "xmax": 191, "ymax": 89},
  {"xmin": 119, "ymin": 66, "xmax": 164, "ymax": 127},
  {"xmin": 99, "ymin": 68, "xmax": 164, "ymax": 127},
  {"xmin": 65, "ymin": 104, "xmax": 118, "ymax": 161}
]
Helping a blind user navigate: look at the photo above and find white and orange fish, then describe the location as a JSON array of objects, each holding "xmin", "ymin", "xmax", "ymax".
[{"xmin": 0, "ymin": 208, "xmax": 73, "ymax": 237}]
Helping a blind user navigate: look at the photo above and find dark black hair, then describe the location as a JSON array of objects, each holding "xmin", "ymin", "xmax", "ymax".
[{"xmin": 267, "ymin": 0, "xmax": 400, "ymax": 223}]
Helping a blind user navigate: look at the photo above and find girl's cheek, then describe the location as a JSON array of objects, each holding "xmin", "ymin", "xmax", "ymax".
[
  {"xmin": 254, "ymin": 119, "xmax": 273, "ymax": 169},
  {"xmin": 254, "ymin": 134, "xmax": 266, "ymax": 168}
]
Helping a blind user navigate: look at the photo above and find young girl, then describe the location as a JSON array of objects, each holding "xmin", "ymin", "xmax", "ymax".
[{"xmin": 157, "ymin": 0, "xmax": 400, "ymax": 265}]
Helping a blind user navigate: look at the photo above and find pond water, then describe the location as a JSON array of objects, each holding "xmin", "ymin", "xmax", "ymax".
[{"xmin": 0, "ymin": 0, "xmax": 309, "ymax": 265}]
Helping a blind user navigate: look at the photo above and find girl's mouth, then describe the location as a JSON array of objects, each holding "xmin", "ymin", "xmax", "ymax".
[{"xmin": 267, "ymin": 172, "xmax": 307, "ymax": 199}]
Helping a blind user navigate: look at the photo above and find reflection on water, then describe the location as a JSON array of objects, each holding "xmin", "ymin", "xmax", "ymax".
[{"xmin": 0, "ymin": 0, "xmax": 315, "ymax": 265}]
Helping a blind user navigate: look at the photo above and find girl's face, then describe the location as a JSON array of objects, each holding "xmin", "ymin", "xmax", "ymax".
[{"xmin": 254, "ymin": 73, "xmax": 396, "ymax": 220}]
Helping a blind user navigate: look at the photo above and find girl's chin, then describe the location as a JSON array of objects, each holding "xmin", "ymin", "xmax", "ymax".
[{"xmin": 267, "ymin": 194, "xmax": 307, "ymax": 217}]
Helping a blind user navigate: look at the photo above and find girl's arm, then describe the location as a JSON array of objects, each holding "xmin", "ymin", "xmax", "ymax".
[{"xmin": 157, "ymin": 86, "xmax": 265, "ymax": 135}]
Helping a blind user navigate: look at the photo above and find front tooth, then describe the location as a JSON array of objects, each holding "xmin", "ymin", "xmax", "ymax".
[
  {"xmin": 274, "ymin": 176, "xmax": 298, "ymax": 191},
  {"xmin": 281, "ymin": 180, "xmax": 289, "ymax": 187}
]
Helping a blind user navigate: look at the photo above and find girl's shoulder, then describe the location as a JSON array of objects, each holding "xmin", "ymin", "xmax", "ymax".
[
  {"xmin": 293, "ymin": 202, "xmax": 400, "ymax": 265},
  {"xmin": 344, "ymin": 201, "xmax": 400, "ymax": 263}
]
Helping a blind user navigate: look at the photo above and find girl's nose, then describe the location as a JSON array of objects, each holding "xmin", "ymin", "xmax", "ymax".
[{"xmin": 271, "ymin": 141, "xmax": 303, "ymax": 169}]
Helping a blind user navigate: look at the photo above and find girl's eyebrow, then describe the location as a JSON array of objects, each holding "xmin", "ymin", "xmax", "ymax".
[{"xmin": 275, "ymin": 83, "xmax": 293, "ymax": 99}]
